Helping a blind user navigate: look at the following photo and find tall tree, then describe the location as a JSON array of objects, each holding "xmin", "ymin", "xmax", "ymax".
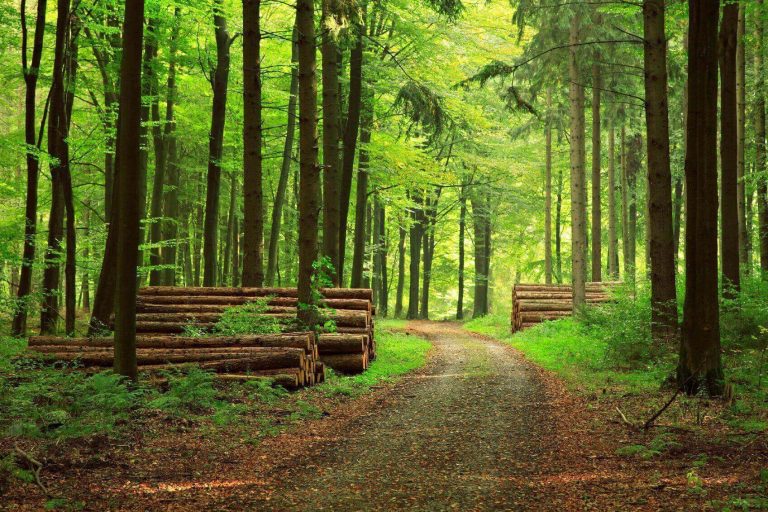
[
  {"xmin": 350, "ymin": 88, "xmax": 373, "ymax": 288},
  {"xmin": 338, "ymin": 20, "xmax": 364, "ymax": 282},
  {"xmin": 643, "ymin": 0, "xmax": 678, "ymax": 340},
  {"xmin": 544, "ymin": 90, "xmax": 553, "ymax": 284},
  {"xmin": 720, "ymin": 1, "xmax": 740, "ymax": 293},
  {"xmin": 457, "ymin": 181, "xmax": 467, "ymax": 317},
  {"xmin": 395, "ymin": 224, "xmax": 406, "ymax": 317},
  {"xmin": 113, "ymin": 0, "xmax": 146, "ymax": 380},
  {"xmin": 569, "ymin": 12, "xmax": 587, "ymax": 309},
  {"xmin": 679, "ymin": 0, "xmax": 723, "ymax": 395},
  {"xmin": 13, "ymin": 0, "xmax": 49, "ymax": 336},
  {"xmin": 242, "ymin": 0, "xmax": 264, "ymax": 287},
  {"xmin": 266, "ymin": 24, "xmax": 299, "ymax": 286},
  {"xmin": 737, "ymin": 3, "xmax": 749, "ymax": 271},
  {"xmin": 321, "ymin": 0, "xmax": 341, "ymax": 283},
  {"xmin": 406, "ymin": 192, "xmax": 424, "ymax": 319},
  {"xmin": 147, "ymin": 17, "xmax": 166, "ymax": 287},
  {"xmin": 591, "ymin": 62, "xmax": 602, "ymax": 283},
  {"xmin": 471, "ymin": 186, "xmax": 491, "ymax": 317},
  {"xmin": 296, "ymin": 0, "xmax": 320, "ymax": 326},
  {"xmin": 41, "ymin": 0, "xmax": 75, "ymax": 335},
  {"xmin": 756, "ymin": 0, "xmax": 768, "ymax": 273},
  {"xmin": 160, "ymin": 7, "xmax": 181, "ymax": 286},
  {"xmin": 203, "ymin": 0, "xmax": 233, "ymax": 286},
  {"xmin": 607, "ymin": 116, "xmax": 619, "ymax": 279}
]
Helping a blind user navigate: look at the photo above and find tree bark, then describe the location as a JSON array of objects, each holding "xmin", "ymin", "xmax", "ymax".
[
  {"xmin": 607, "ymin": 116, "xmax": 619, "ymax": 279},
  {"xmin": 625, "ymin": 133, "xmax": 640, "ymax": 284},
  {"xmin": 222, "ymin": 173, "xmax": 237, "ymax": 285},
  {"xmin": 242, "ymin": 0, "xmax": 264, "ymax": 287},
  {"xmin": 41, "ymin": 0, "xmax": 74, "ymax": 335},
  {"xmin": 591, "ymin": 62, "xmax": 602, "ymax": 282},
  {"xmin": 471, "ymin": 187, "xmax": 490, "ymax": 317},
  {"xmin": 374, "ymin": 196, "xmax": 388, "ymax": 316},
  {"xmin": 296, "ymin": 0, "xmax": 320, "ymax": 326},
  {"xmin": 555, "ymin": 166, "xmax": 563, "ymax": 283},
  {"xmin": 203, "ymin": 1, "xmax": 231, "ymax": 286},
  {"xmin": 756, "ymin": 0, "xmax": 768, "ymax": 273},
  {"xmin": 13, "ymin": 0, "xmax": 49, "ymax": 336},
  {"xmin": 147, "ymin": 18, "xmax": 166, "ymax": 287},
  {"xmin": 350, "ymin": 89, "xmax": 372, "ymax": 288},
  {"xmin": 544, "ymin": 90, "xmax": 553, "ymax": 284},
  {"xmin": 643, "ymin": 0, "xmax": 678, "ymax": 342},
  {"xmin": 266, "ymin": 23, "xmax": 298, "ymax": 286},
  {"xmin": 161, "ymin": 8, "xmax": 181, "ymax": 286},
  {"xmin": 457, "ymin": 181, "xmax": 467, "ymax": 318},
  {"xmin": 737, "ymin": 3, "xmax": 749, "ymax": 272},
  {"xmin": 420, "ymin": 189, "xmax": 440, "ymax": 319},
  {"xmin": 321, "ymin": 0, "xmax": 341, "ymax": 283},
  {"xmin": 113, "ymin": 0, "xmax": 146, "ymax": 380},
  {"xmin": 338, "ymin": 23, "xmax": 364, "ymax": 282},
  {"xmin": 395, "ymin": 224, "xmax": 406, "ymax": 317},
  {"xmin": 720, "ymin": 1, "xmax": 740, "ymax": 293},
  {"xmin": 569, "ymin": 13, "xmax": 587, "ymax": 310},
  {"xmin": 406, "ymin": 192, "xmax": 424, "ymax": 320},
  {"xmin": 679, "ymin": 0, "xmax": 724, "ymax": 396}
]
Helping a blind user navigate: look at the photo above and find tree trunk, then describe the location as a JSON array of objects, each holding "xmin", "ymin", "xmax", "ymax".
[
  {"xmin": 471, "ymin": 187, "xmax": 490, "ymax": 317},
  {"xmin": 62, "ymin": 17, "xmax": 79, "ymax": 336},
  {"xmin": 222, "ymin": 174, "xmax": 237, "ymax": 285},
  {"xmin": 242, "ymin": 0, "xmax": 264, "ymax": 287},
  {"xmin": 137, "ymin": 18, "xmax": 157, "ymax": 287},
  {"xmin": 266, "ymin": 23, "xmax": 298, "ymax": 286},
  {"xmin": 737, "ymin": 4, "xmax": 749, "ymax": 272},
  {"xmin": 555, "ymin": 166, "xmax": 563, "ymax": 283},
  {"xmin": 12, "ymin": 0, "xmax": 49, "ymax": 336},
  {"xmin": 591, "ymin": 62, "xmax": 602, "ymax": 282},
  {"xmin": 756, "ymin": 0, "xmax": 768, "ymax": 273},
  {"xmin": 625, "ymin": 134, "xmax": 640, "ymax": 283},
  {"xmin": 406, "ymin": 192, "xmax": 423, "ymax": 320},
  {"xmin": 203, "ymin": 1, "xmax": 231, "ymax": 287},
  {"xmin": 321, "ymin": 0, "xmax": 341, "ymax": 283},
  {"xmin": 679, "ymin": 0, "xmax": 724, "ymax": 396},
  {"xmin": 161, "ymin": 8, "xmax": 180, "ymax": 286},
  {"xmin": 377, "ymin": 199, "xmax": 388, "ymax": 316},
  {"xmin": 395, "ymin": 224, "xmax": 406, "ymax": 317},
  {"xmin": 350, "ymin": 89, "xmax": 372, "ymax": 288},
  {"xmin": 544, "ymin": 90, "xmax": 553, "ymax": 284},
  {"xmin": 147, "ymin": 17, "xmax": 167, "ymax": 287},
  {"xmin": 41, "ymin": 0, "xmax": 73, "ymax": 335},
  {"xmin": 643, "ymin": 0, "xmax": 678, "ymax": 341},
  {"xmin": 420, "ymin": 189, "xmax": 440, "ymax": 319},
  {"xmin": 113, "ymin": 0, "xmax": 146, "ymax": 380},
  {"xmin": 338, "ymin": 24, "xmax": 364, "ymax": 282},
  {"xmin": 296, "ymin": 0, "xmax": 319, "ymax": 326},
  {"xmin": 720, "ymin": 1, "xmax": 740, "ymax": 293},
  {"xmin": 607, "ymin": 117, "xmax": 619, "ymax": 279},
  {"xmin": 457, "ymin": 182, "xmax": 467, "ymax": 318},
  {"xmin": 569, "ymin": 13, "xmax": 587, "ymax": 310},
  {"xmin": 193, "ymin": 177, "xmax": 204, "ymax": 286}
]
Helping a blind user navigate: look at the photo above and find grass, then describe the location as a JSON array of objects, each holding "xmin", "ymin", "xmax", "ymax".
[{"xmin": 466, "ymin": 315, "xmax": 668, "ymax": 394}]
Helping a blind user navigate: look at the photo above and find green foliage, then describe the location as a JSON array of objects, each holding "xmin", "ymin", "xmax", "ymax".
[
  {"xmin": 615, "ymin": 433, "xmax": 681, "ymax": 460},
  {"xmin": 1, "ymin": 368, "xmax": 144, "ymax": 439},
  {"xmin": 147, "ymin": 368, "xmax": 221, "ymax": 416},
  {"xmin": 213, "ymin": 298, "xmax": 281, "ymax": 336}
]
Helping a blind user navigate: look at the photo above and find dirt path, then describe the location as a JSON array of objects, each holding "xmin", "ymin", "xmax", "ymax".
[{"xmin": 238, "ymin": 321, "xmax": 588, "ymax": 510}]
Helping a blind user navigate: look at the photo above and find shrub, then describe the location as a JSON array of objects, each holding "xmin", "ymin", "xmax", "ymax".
[{"xmin": 213, "ymin": 298, "xmax": 281, "ymax": 336}]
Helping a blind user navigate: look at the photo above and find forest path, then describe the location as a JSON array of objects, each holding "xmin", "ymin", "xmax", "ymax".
[{"xmin": 241, "ymin": 320, "xmax": 586, "ymax": 510}]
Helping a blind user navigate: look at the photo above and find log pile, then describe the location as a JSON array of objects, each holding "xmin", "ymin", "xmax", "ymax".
[
  {"xmin": 134, "ymin": 286, "xmax": 375, "ymax": 374},
  {"xmin": 27, "ymin": 333, "xmax": 325, "ymax": 389},
  {"xmin": 510, "ymin": 282, "xmax": 620, "ymax": 332}
]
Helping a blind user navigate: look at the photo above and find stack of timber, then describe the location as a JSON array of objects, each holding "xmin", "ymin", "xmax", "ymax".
[
  {"xmin": 135, "ymin": 286, "xmax": 375, "ymax": 374},
  {"xmin": 510, "ymin": 282, "xmax": 620, "ymax": 333},
  {"xmin": 27, "ymin": 333, "xmax": 325, "ymax": 389}
]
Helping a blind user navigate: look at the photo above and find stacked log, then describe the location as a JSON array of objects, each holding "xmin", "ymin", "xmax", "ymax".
[
  {"xmin": 133, "ymin": 287, "xmax": 375, "ymax": 374},
  {"xmin": 27, "ymin": 333, "xmax": 325, "ymax": 389},
  {"xmin": 510, "ymin": 282, "xmax": 620, "ymax": 332}
]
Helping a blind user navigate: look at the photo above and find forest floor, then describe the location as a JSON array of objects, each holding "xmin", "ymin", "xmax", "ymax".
[{"xmin": 3, "ymin": 321, "xmax": 766, "ymax": 511}]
